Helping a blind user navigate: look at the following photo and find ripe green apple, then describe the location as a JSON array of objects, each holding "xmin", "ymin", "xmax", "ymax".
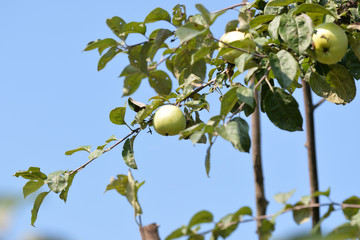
[
  {"xmin": 219, "ymin": 31, "xmax": 255, "ymax": 64},
  {"xmin": 312, "ymin": 22, "xmax": 348, "ymax": 65},
  {"xmin": 153, "ymin": 105, "xmax": 186, "ymax": 136}
]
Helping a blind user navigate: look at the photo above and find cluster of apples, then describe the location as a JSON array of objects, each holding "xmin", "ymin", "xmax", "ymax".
[{"xmin": 152, "ymin": 22, "xmax": 348, "ymax": 137}]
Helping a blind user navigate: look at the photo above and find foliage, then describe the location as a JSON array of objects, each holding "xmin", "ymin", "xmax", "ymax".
[{"xmin": 15, "ymin": 0, "xmax": 360, "ymax": 239}]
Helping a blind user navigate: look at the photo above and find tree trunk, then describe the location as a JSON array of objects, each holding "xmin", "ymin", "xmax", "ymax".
[
  {"xmin": 301, "ymin": 80, "xmax": 320, "ymax": 228},
  {"xmin": 140, "ymin": 223, "xmax": 161, "ymax": 240},
  {"xmin": 252, "ymin": 89, "xmax": 268, "ymax": 238}
]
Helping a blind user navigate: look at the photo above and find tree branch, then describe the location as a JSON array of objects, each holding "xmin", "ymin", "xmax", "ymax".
[
  {"xmin": 69, "ymin": 127, "xmax": 141, "ymax": 175},
  {"xmin": 301, "ymin": 79, "xmax": 320, "ymax": 228}
]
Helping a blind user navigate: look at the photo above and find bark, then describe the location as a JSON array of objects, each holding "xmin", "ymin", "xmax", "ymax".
[
  {"xmin": 140, "ymin": 223, "xmax": 161, "ymax": 240},
  {"xmin": 252, "ymin": 89, "xmax": 268, "ymax": 238},
  {"xmin": 301, "ymin": 80, "xmax": 320, "ymax": 228}
]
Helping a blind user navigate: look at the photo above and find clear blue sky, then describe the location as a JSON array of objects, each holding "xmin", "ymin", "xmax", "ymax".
[{"xmin": 1, "ymin": 1, "xmax": 359, "ymax": 240}]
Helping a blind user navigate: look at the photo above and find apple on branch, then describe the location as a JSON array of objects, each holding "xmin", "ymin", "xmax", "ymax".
[
  {"xmin": 152, "ymin": 105, "xmax": 186, "ymax": 136},
  {"xmin": 219, "ymin": 31, "xmax": 256, "ymax": 64},
  {"xmin": 312, "ymin": 22, "xmax": 348, "ymax": 65}
]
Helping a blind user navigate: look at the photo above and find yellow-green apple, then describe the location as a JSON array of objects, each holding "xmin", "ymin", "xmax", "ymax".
[
  {"xmin": 153, "ymin": 105, "xmax": 186, "ymax": 136},
  {"xmin": 219, "ymin": 31, "xmax": 255, "ymax": 64},
  {"xmin": 312, "ymin": 22, "xmax": 348, "ymax": 65}
]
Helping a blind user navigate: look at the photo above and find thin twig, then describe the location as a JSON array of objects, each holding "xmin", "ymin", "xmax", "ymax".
[
  {"xmin": 69, "ymin": 127, "xmax": 141, "ymax": 175},
  {"xmin": 212, "ymin": 3, "xmax": 251, "ymax": 14},
  {"xmin": 313, "ymin": 98, "xmax": 326, "ymax": 110}
]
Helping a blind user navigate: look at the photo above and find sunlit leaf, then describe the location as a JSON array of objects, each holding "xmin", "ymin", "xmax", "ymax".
[
  {"xmin": 65, "ymin": 145, "xmax": 91, "ymax": 156},
  {"xmin": 46, "ymin": 171, "xmax": 67, "ymax": 194},
  {"xmin": 293, "ymin": 202, "xmax": 311, "ymax": 224},
  {"xmin": 278, "ymin": 14, "xmax": 313, "ymax": 55},
  {"xmin": 145, "ymin": 8, "xmax": 171, "ymax": 23},
  {"xmin": 60, "ymin": 172, "xmax": 76, "ymax": 202},
  {"xmin": 220, "ymin": 87, "xmax": 238, "ymax": 116},
  {"xmin": 309, "ymin": 64, "xmax": 356, "ymax": 104},
  {"xmin": 188, "ymin": 210, "xmax": 213, "ymax": 228},
  {"xmin": 23, "ymin": 180, "xmax": 44, "ymax": 199},
  {"xmin": 109, "ymin": 107, "xmax": 126, "ymax": 125},
  {"xmin": 106, "ymin": 16, "xmax": 127, "ymax": 40},
  {"xmin": 98, "ymin": 47, "xmax": 120, "ymax": 71},
  {"xmin": 83, "ymin": 38, "xmax": 118, "ymax": 55},
  {"xmin": 343, "ymin": 196, "xmax": 360, "ymax": 220},
  {"xmin": 14, "ymin": 167, "xmax": 47, "ymax": 181},
  {"xmin": 31, "ymin": 191, "xmax": 50, "ymax": 227},
  {"xmin": 175, "ymin": 22, "xmax": 207, "ymax": 44},
  {"xmin": 274, "ymin": 189, "xmax": 295, "ymax": 204}
]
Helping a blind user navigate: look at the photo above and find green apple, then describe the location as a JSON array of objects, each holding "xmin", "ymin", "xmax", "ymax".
[
  {"xmin": 312, "ymin": 22, "xmax": 348, "ymax": 65},
  {"xmin": 219, "ymin": 31, "xmax": 255, "ymax": 64},
  {"xmin": 153, "ymin": 105, "xmax": 186, "ymax": 136}
]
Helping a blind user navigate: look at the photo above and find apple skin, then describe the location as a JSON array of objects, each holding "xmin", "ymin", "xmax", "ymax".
[
  {"xmin": 219, "ymin": 31, "xmax": 255, "ymax": 64},
  {"xmin": 153, "ymin": 105, "xmax": 186, "ymax": 136},
  {"xmin": 312, "ymin": 23, "xmax": 348, "ymax": 65}
]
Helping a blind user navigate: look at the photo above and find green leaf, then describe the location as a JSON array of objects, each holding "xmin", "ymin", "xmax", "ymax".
[
  {"xmin": 311, "ymin": 204, "xmax": 335, "ymax": 235},
  {"xmin": 220, "ymin": 87, "xmax": 238, "ymax": 116},
  {"xmin": 216, "ymin": 117, "xmax": 251, "ymax": 152},
  {"xmin": 342, "ymin": 48, "xmax": 360, "ymax": 80},
  {"xmin": 249, "ymin": 15, "xmax": 276, "ymax": 29},
  {"xmin": 105, "ymin": 135, "xmax": 118, "ymax": 144},
  {"xmin": 109, "ymin": 107, "xmax": 126, "ymax": 125},
  {"xmin": 165, "ymin": 226, "xmax": 188, "ymax": 240},
  {"xmin": 59, "ymin": 172, "xmax": 76, "ymax": 202},
  {"xmin": 188, "ymin": 210, "xmax": 213, "ymax": 228},
  {"xmin": 14, "ymin": 167, "xmax": 47, "ymax": 181},
  {"xmin": 301, "ymin": 188, "xmax": 330, "ymax": 204},
  {"xmin": 258, "ymin": 219, "xmax": 275, "ymax": 240},
  {"xmin": 172, "ymin": 4, "xmax": 186, "ymax": 27},
  {"xmin": 23, "ymin": 180, "xmax": 44, "ymax": 198},
  {"xmin": 148, "ymin": 70, "xmax": 172, "ymax": 95},
  {"xmin": 179, "ymin": 123, "xmax": 205, "ymax": 139},
  {"xmin": 293, "ymin": 202, "xmax": 311, "ymax": 224},
  {"xmin": 46, "ymin": 171, "xmax": 67, "ymax": 194},
  {"xmin": 327, "ymin": 222, "xmax": 360, "ymax": 239},
  {"xmin": 175, "ymin": 22, "xmax": 207, "ymax": 44},
  {"xmin": 264, "ymin": 87, "xmax": 303, "ymax": 132},
  {"xmin": 309, "ymin": 65, "xmax": 356, "ymax": 104},
  {"xmin": 98, "ymin": 47, "xmax": 120, "ymax": 71},
  {"xmin": 293, "ymin": 3, "xmax": 336, "ymax": 18},
  {"xmin": 126, "ymin": 170, "xmax": 143, "ymax": 216},
  {"xmin": 205, "ymin": 143, "xmax": 212, "ymax": 177},
  {"xmin": 144, "ymin": 8, "xmax": 171, "ymax": 23},
  {"xmin": 236, "ymin": 86, "xmax": 255, "ymax": 109},
  {"xmin": 267, "ymin": 0, "xmax": 304, "ymax": 6},
  {"xmin": 135, "ymin": 99, "xmax": 163, "ymax": 123},
  {"xmin": 214, "ymin": 207, "xmax": 252, "ymax": 238},
  {"xmin": 195, "ymin": 4, "xmax": 223, "ymax": 26},
  {"xmin": 128, "ymin": 42, "xmax": 152, "ymax": 75},
  {"xmin": 234, "ymin": 53, "xmax": 255, "ymax": 74},
  {"xmin": 31, "ymin": 191, "xmax": 50, "ymax": 227},
  {"xmin": 268, "ymin": 15, "xmax": 282, "ymax": 40},
  {"xmin": 106, "ymin": 16, "xmax": 127, "ymax": 40},
  {"xmin": 123, "ymin": 22, "xmax": 146, "ymax": 35},
  {"xmin": 274, "ymin": 189, "xmax": 295, "ymax": 204},
  {"xmin": 348, "ymin": 35, "xmax": 360, "ymax": 61},
  {"xmin": 84, "ymin": 38, "xmax": 118, "ymax": 54},
  {"xmin": 343, "ymin": 196, "xmax": 360, "ymax": 220},
  {"xmin": 269, "ymin": 50, "xmax": 300, "ymax": 89},
  {"xmin": 122, "ymin": 136, "xmax": 137, "ymax": 169},
  {"xmin": 65, "ymin": 145, "xmax": 91, "ymax": 155},
  {"xmin": 123, "ymin": 72, "xmax": 146, "ymax": 96},
  {"xmin": 278, "ymin": 14, "xmax": 313, "ymax": 55},
  {"xmin": 88, "ymin": 144, "xmax": 106, "ymax": 160}
]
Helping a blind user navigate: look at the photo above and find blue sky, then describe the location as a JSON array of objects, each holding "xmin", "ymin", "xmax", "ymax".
[{"xmin": 1, "ymin": 1, "xmax": 359, "ymax": 240}]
